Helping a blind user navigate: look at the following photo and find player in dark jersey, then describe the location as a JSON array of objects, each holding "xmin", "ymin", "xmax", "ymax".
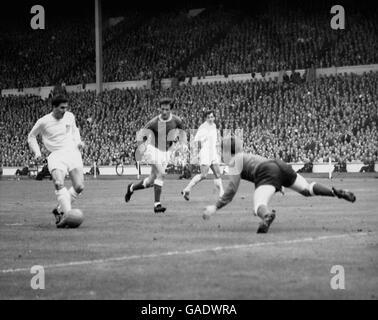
[
  {"xmin": 125, "ymin": 97, "xmax": 185, "ymax": 213},
  {"xmin": 203, "ymin": 137, "xmax": 356, "ymax": 233}
]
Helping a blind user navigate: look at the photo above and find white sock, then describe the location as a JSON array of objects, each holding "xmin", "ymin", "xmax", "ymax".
[
  {"xmin": 68, "ymin": 187, "xmax": 79, "ymax": 204},
  {"xmin": 184, "ymin": 174, "xmax": 203, "ymax": 192},
  {"xmin": 214, "ymin": 178, "xmax": 224, "ymax": 197},
  {"xmin": 55, "ymin": 188, "xmax": 71, "ymax": 214},
  {"xmin": 142, "ymin": 178, "xmax": 149, "ymax": 188}
]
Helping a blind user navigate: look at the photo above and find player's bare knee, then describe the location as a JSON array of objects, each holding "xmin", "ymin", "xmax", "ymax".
[
  {"xmin": 53, "ymin": 180, "xmax": 64, "ymax": 190},
  {"xmin": 255, "ymin": 205, "xmax": 269, "ymax": 218},
  {"xmin": 74, "ymin": 184, "xmax": 84, "ymax": 194},
  {"xmin": 213, "ymin": 172, "xmax": 221, "ymax": 179},
  {"xmin": 299, "ymin": 182, "xmax": 315, "ymax": 197}
]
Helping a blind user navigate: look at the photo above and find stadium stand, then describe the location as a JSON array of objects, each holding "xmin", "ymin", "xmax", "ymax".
[
  {"xmin": 1, "ymin": 71, "xmax": 377, "ymax": 167},
  {"xmin": 1, "ymin": 3, "xmax": 377, "ymax": 88}
]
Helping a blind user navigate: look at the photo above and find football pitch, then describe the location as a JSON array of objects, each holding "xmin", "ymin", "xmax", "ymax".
[{"xmin": 0, "ymin": 176, "xmax": 377, "ymax": 300}]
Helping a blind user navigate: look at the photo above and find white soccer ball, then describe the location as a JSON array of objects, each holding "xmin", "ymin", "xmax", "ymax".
[{"xmin": 58, "ymin": 209, "xmax": 84, "ymax": 228}]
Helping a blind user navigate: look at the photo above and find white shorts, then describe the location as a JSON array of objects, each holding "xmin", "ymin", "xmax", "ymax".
[
  {"xmin": 48, "ymin": 149, "xmax": 83, "ymax": 174},
  {"xmin": 142, "ymin": 144, "xmax": 171, "ymax": 170},
  {"xmin": 199, "ymin": 148, "xmax": 220, "ymax": 166}
]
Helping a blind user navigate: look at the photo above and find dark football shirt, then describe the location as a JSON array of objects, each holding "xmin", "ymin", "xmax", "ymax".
[{"xmin": 145, "ymin": 114, "xmax": 184, "ymax": 152}]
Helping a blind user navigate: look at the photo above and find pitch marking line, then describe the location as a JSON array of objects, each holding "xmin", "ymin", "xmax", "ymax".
[{"xmin": 0, "ymin": 232, "xmax": 370, "ymax": 274}]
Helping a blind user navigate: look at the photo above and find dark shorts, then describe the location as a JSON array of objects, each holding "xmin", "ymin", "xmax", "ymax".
[{"xmin": 254, "ymin": 159, "xmax": 297, "ymax": 191}]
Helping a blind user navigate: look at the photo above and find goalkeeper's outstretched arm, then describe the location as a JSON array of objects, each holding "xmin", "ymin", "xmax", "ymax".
[{"xmin": 203, "ymin": 173, "xmax": 241, "ymax": 219}]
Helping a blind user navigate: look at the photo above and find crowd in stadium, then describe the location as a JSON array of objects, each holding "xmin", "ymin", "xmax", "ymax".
[
  {"xmin": 1, "ymin": 3, "xmax": 377, "ymax": 89},
  {"xmin": 0, "ymin": 1, "xmax": 377, "ymax": 171},
  {"xmin": 1, "ymin": 71, "xmax": 377, "ymax": 168},
  {"xmin": 186, "ymin": 9, "xmax": 378, "ymax": 77}
]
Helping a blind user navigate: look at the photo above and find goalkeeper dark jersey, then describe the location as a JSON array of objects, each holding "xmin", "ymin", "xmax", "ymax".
[{"xmin": 215, "ymin": 153, "xmax": 297, "ymax": 209}]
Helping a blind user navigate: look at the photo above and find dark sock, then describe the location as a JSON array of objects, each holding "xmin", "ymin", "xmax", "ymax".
[
  {"xmin": 132, "ymin": 179, "xmax": 146, "ymax": 191},
  {"xmin": 256, "ymin": 205, "xmax": 269, "ymax": 219},
  {"xmin": 313, "ymin": 183, "xmax": 335, "ymax": 197},
  {"xmin": 154, "ymin": 184, "xmax": 162, "ymax": 203}
]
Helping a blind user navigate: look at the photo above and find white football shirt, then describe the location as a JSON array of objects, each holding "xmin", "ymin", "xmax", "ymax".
[
  {"xmin": 194, "ymin": 122, "xmax": 218, "ymax": 155},
  {"xmin": 28, "ymin": 111, "xmax": 81, "ymax": 154}
]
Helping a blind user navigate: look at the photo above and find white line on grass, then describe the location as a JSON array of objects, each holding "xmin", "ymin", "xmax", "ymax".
[{"xmin": 0, "ymin": 232, "xmax": 370, "ymax": 274}]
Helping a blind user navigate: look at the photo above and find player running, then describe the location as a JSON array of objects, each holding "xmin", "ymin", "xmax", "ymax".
[
  {"xmin": 181, "ymin": 110, "xmax": 224, "ymax": 200},
  {"xmin": 28, "ymin": 95, "xmax": 85, "ymax": 228},
  {"xmin": 124, "ymin": 97, "xmax": 184, "ymax": 213},
  {"xmin": 203, "ymin": 137, "xmax": 356, "ymax": 233}
]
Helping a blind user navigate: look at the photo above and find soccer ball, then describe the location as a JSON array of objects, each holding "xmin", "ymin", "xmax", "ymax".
[{"xmin": 57, "ymin": 209, "xmax": 84, "ymax": 229}]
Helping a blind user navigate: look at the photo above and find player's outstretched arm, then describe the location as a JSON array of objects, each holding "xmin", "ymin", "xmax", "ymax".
[
  {"xmin": 27, "ymin": 120, "xmax": 42, "ymax": 159},
  {"xmin": 72, "ymin": 115, "xmax": 84, "ymax": 150},
  {"xmin": 203, "ymin": 174, "xmax": 241, "ymax": 220}
]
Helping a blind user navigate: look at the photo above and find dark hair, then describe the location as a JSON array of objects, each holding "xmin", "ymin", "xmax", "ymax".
[
  {"xmin": 204, "ymin": 110, "xmax": 215, "ymax": 118},
  {"xmin": 159, "ymin": 97, "xmax": 173, "ymax": 107},
  {"xmin": 52, "ymin": 95, "xmax": 68, "ymax": 107}
]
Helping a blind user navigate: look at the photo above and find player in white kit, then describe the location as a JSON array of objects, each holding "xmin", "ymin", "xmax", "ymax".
[
  {"xmin": 181, "ymin": 110, "xmax": 224, "ymax": 200},
  {"xmin": 27, "ymin": 95, "xmax": 85, "ymax": 228}
]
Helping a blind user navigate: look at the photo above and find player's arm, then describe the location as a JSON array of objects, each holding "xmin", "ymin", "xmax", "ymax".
[
  {"xmin": 203, "ymin": 173, "xmax": 241, "ymax": 219},
  {"xmin": 72, "ymin": 115, "xmax": 84, "ymax": 150},
  {"xmin": 172, "ymin": 116, "xmax": 185, "ymax": 143},
  {"xmin": 175, "ymin": 115, "xmax": 185, "ymax": 130},
  {"xmin": 27, "ymin": 119, "xmax": 42, "ymax": 160},
  {"xmin": 194, "ymin": 127, "xmax": 204, "ymax": 151},
  {"xmin": 143, "ymin": 116, "xmax": 158, "ymax": 130},
  {"xmin": 168, "ymin": 116, "xmax": 186, "ymax": 153},
  {"xmin": 142, "ymin": 117, "xmax": 157, "ymax": 145}
]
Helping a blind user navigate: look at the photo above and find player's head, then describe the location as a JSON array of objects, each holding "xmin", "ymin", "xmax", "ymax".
[
  {"xmin": 52, "ymin": 95, "xmax": 68, "ymax": 119},
  {"xmin": 204, "ymin": 110, "xmax": 215, "ymax": 124},
  {"xmin": 221, "ymin": 136, "xmax": 243, "ymax": 163},
  {"xmin": 159, "ymin": 97, "xmax": 173, "ymax": 120}
]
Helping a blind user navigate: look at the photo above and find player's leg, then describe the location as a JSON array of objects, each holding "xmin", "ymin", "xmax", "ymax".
[
  {"xmin": 125, "ymin": 166, "xmax": 156, "ymax": 202},
  {"xmin": 181, "ymin": 164, "xmax": 209, "ymax": 200},
  {"xmin": 252, "ymin": 161, "xmax": 282, "ymax": 233},
  {"xmin": 253, "ymin": 185, "xmax": 277, "ymax": 234},
  {"xmin": 55, "ymin": 149, "xmax": 85, "ymax": 212},
  {"xmin": 126, "ymin": 143, "xmax": 157, "ymax": 202},
  {"xmin": 68, "ymin": 167, "xmax": 84, "ymax": 205},
  {"xmin": 51, "ymin": 169, "xmax": 71, "ymax": 218},
  {"xmin": 153, "ymin": 164, "xmax": 166, "ymax": 213},
  {"xmin": 48, "ymin": 151, "xmax": 71, "ymax": 224},
  {"xmin": 210, "ymin": 163, "xmax": 224, "ymax": 197},
  {"xmin": 289, "ymin": 173, "xmax": 356, "ymax": 202}
]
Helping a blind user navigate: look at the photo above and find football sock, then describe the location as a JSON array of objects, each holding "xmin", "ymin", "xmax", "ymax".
[
  {"xmin": 185, "ymin": 174, "xmax": 203, "ymax": 191},
  {"xmin": 154, "ymin": 179, "xmax": 163, "ymax": 203},
  {"xmin": 132, "ymin": 178, "xmax": 150, "ymax": 192},
  {"xmin": 68, "ymin": 187, "xmax": 79, "ymax": 204},
  {"xmin": 311, "ymin": 182, "xmax": 335, "ymax": 197},
  {"xmin": 55, "ymin": 187, "xmax": 71, "ymax": 214},
  {"xmin": 256, "ymin": 205, "xmax": 269, "ymax": 219},
  {"xmin": 214, "ymin": 178, "xmax": 224, "ymax": 197}
]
